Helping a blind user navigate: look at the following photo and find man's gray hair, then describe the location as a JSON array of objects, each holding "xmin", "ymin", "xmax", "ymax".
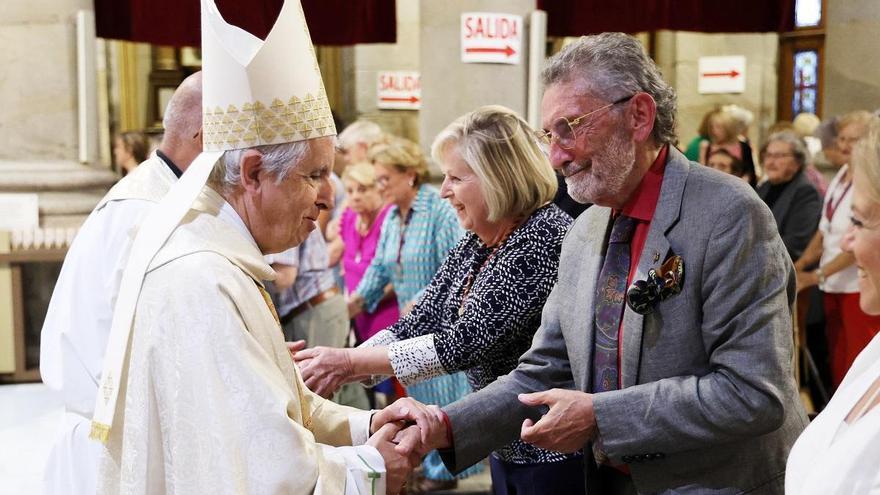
[
  {"xmin": 210, "ymin": 140, "xmax": 311, "ymax": 193},
  {"xmin": 766, "ymin": 131, "xmax": 809, "ymax": 170},
  {"xmin": 542, "ymin": 33, "xmax": 678, "ymax": 146}
]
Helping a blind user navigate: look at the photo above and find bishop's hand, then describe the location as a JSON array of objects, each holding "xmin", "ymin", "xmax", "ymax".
[
  {"xmin": 371, "ymin": 398, "xmax": 449, "ymax": 455},
  {"xmin": 367, "ymin": 422, "xmax": 417, "ymax": 495}
]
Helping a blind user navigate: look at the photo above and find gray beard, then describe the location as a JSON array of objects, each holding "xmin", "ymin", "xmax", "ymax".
[{"xmin": 566, "ymin": 128, "xmax": 636, "ymax": 206}]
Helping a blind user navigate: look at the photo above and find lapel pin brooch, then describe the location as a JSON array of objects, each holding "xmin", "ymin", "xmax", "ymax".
[{"xmin": 626, "ymin": 255, "xmax": 684, "ymax": 315}]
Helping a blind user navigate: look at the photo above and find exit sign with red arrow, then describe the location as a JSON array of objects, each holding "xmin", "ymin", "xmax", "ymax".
[
  {"xmin": 461, "ymin": 13, "xmax": 522, "ymax": 65},
  {"xmin": 377, "ymin": 71, "xmax": 421, "ymax": 110},
  {"xmin": 698, "ymin": 56, "xmax": 746, "ymax": 94}
]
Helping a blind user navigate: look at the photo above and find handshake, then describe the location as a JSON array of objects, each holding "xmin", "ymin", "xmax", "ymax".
[{"xmin": 364, "ymin": 398, "xmax": 452, "ymax": 495}]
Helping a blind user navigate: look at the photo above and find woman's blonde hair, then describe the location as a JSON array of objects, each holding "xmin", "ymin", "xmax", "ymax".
[
  {"xmin": 341, "ymin": 161, "xmax": 377, "ymax": 188},
  {"xmin": 431, "ymin": 105, "xmax": 557, "ymax": 222},
  {"xmin": 708, "ymin": 110, "xmax": 739, "ymax": 142},
  {"xmin": 367, "ymin": 136, "xmax": 430, "ymax": 186},
  {"xmin": 852, "ymin": 115, "xmax": 880, "ymax": 205}
]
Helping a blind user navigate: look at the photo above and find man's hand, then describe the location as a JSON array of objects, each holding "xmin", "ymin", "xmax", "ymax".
[
  {"xmin": 371, "ymin": 398, "xmax": 448, "ymax": 450},
  {"xmin": 296, "ymin": 346, "xmax": 356, "ymax": 398},
  {"xmin": 367, "ymin": 422, "xmax": 416, "ymax": 495},
  {"xmin": 518, "ymin": 389, "xmax": 597, "ymax": 453},
  {"xmin": 286, "ymin": 340, "xmax": 307, "ymax": 361}
]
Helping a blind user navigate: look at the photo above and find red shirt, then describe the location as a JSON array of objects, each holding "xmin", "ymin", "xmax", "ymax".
[{"xmin": 614, "ymin": 145, "xmax": 668, "ymax": 382}]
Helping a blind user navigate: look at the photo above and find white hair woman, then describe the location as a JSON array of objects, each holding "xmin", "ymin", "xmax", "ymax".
[
  {"xmin": 296, "ymin": 106, "xmax": 584, "ymax": 493},
  {"xmin": 786, "ymin": 115, "xmax": 880, "ymax": 493}
]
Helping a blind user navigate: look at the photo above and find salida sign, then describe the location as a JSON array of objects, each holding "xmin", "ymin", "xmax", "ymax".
[
  {"xmin": 460, "ymin": 12, "xmax": 522, "ymax": 65},
  {"xmin": 376, "ymin": 71, "xmax": 421, "ymax": 110}
]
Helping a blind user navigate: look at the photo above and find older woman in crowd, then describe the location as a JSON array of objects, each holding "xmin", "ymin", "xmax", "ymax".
[
  {"xmin": 330, "ymin": 162, "xmax": 399, "ymax": 344},
  {"xmin": 297, "ymin": 106, "xmax": 582, "ymax": 493},
  {"xmin": 795, "ymin": 110, "xmax": 880, "ymax": 387},
  {"xmin": 786, "ymin": 116, "xmax": 880, "ymax": 494},
  {"xmin": 756, "ymin": 132, "xmax": 822, "ymax": 260},
  {"xmin": 340, "ymin": 136, "xmax": 478, "ymax": 489}
]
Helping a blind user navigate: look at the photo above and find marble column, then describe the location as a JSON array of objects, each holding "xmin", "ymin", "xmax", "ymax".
[{"xmin": 1, "ymin": 0, "xmax": 116, "ymax": 378}]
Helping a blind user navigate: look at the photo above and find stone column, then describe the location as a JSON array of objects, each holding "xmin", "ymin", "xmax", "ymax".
[
  {"xmin": 352, "ymin": 0, "xmax": 422, "ymax": 141},
  {"xmin": 823, "ymin": 0, "xmax": 880, "ymax": 116},
  {"xmin": 419, "ymin": 0, "xmax": 534, "ymax": 167},
  {"xmin": 659, "ymin": 31, "xmax": 779, "ymax": 150},
  {"xmin": 0, "ymin": 0, "xmax": 116, "ymax": 380}
]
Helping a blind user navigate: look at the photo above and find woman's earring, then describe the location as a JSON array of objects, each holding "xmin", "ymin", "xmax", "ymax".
[{"xmin": 409, "ymin": 178, "xmax": 415, "ymax": 187}]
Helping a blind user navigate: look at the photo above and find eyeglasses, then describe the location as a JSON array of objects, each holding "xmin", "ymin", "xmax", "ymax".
[{"xmin": 537, "ymin": 95, "xmax": 635, "ymax": 150}]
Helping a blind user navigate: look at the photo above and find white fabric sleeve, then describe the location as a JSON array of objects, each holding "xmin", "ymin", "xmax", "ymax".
[
  {"xmin": 348, "ymin": 409, "xmax": 376, "ymax": 446},
  {"xmin": 319, "ymin": 444, "xmax": 386, "ymax": 495},
  {"xmin": 387, "ymin": 334, "xmax": 446, "ymax": 386},
  {"xmin": 357, "ymin": 330, "xmax": 400, "ymax": 386},
  {"xmin": 360, "ymin": 329, "xmax": 399, "ymax": 348}
]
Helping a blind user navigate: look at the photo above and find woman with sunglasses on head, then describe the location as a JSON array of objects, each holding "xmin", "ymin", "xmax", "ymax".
[
  {"xmin": 785, "ymin": 115, "xmax": 880, "ymax": 494},
  {"xmin": 297, "ymin": 106, "xmax": 583, "ymax": 493}
]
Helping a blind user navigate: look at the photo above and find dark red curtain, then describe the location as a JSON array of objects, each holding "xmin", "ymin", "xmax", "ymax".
[
  {"xmin": 94, "ymin": 0, "xmax": 396, "ymax": 46},
  {"xmin": 536, "ymin": 0, "xmax": 795, "ymax": 36}
]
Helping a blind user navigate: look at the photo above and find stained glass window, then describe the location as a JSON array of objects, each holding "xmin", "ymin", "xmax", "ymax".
[
  {"xmin": 792, "ymin": 50, "xmax": 819, "ymax": 115},
  {"xmin": 796, "ymin": 0, "xmax": 822, "ymax": 28}
]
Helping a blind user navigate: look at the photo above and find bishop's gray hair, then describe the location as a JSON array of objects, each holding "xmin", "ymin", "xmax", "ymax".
[
  {"xmin": 542, "ymin": 32, "xmax": 678, "ymax": 146},
  {"xmin": 209, "ymin": 140, "xmax": 312, "ymax": 193}
]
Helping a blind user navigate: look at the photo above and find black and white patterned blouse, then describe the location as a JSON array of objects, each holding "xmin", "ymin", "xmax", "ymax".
[{"xmin": 362, "ymin": 204, "xmax": 580, "ymax": 464}]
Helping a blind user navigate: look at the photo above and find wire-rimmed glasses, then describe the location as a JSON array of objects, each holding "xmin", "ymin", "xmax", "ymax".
[{"xmin": 536, "ymin": 94, "xmax": 635, "ymax": 150}]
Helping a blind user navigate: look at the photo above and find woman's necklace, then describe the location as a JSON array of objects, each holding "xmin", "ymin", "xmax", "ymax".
[{"xmin": 458, "ymin": 227, "xmax": 516, "ymax": 316}]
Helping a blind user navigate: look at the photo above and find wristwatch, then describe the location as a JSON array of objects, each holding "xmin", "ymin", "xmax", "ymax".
[{"xmin": 816, "ymin": 268, "xmax": 826, "ymax": 286}]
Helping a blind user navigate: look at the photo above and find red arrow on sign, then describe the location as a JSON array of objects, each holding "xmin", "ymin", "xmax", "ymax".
[
  {"xmin": 380, "ymin": 96, "xmax": 420, "ymax": 104},
  {"xmin": 702, "ymin": 69, "xmax": 740, "ymax": 78},
  {"xmin": 465, "ymin": 45, "xmax": 516, "ymax": 57}
]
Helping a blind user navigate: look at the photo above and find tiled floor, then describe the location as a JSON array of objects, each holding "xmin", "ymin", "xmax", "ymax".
[{"xmin": 0, "ymin": 383, "xmax": 64, "ymax": 495}]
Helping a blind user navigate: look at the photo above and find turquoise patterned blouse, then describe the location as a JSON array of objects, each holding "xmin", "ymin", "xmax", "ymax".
[{"xmin": 355, "ymin": 184, "xmax": 463, "ymax": 312}]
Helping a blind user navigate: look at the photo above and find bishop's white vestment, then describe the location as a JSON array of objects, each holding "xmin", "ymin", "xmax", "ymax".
[{"xmin": 97, "ymin": 185, "xmax": 382, "ymax": 494}]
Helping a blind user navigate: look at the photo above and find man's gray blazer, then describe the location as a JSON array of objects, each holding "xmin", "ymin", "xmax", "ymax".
[{"xmin": 442, "ymin": 148, "xmax": 809, "ymax": 494}]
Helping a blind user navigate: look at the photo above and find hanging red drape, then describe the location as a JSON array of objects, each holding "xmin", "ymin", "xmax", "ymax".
[
  {"xmin": 536, "ymin": 0, "xmax": 795, "ymax": 36},
  {"xmin": 93, "ymin": 0, "xmax": 396, "ymax": 46}
]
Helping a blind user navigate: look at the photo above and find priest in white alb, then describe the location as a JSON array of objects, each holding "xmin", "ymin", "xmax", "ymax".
[
  {"xmin": 90, "ymin": 1, "xmax": 434, "ymax": 493},
  {"xmin": 40, "ymin": 71, "xmax": 203, "ymax": 495}
]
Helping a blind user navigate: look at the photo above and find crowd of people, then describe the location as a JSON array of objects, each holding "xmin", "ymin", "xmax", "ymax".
[{"xmin": 36, "ymin": 3, "xmax": 880, "ymax": 493}]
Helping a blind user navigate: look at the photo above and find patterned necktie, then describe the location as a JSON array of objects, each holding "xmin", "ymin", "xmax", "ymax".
[{"xmin": 591, "ymin": 214, "xmax": 637, "ymax": 393}]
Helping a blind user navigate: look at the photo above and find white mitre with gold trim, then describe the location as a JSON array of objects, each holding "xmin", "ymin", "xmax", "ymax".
[
  {"xmin": 201, "ymin": 0, "xmax": 336, "ymax": 150},
  {"xmin": 91, "ymin": 0, "xmax": 337, "ymax": 445}
]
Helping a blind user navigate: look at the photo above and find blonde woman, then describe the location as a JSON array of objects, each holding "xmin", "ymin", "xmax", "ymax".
[{"xmin": 297, "ymin": 106, "xmax": 581, "ymax": 492}]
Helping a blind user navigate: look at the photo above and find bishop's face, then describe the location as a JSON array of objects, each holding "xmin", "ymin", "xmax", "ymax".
[{"xmin": 251, "ymin": 137, "xmax": 335, "ymax": 253}]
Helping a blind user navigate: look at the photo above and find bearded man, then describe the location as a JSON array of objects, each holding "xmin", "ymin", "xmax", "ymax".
[{"xmin": 410, "ymin": 32, "xmax": 808, "ymax": 495}]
